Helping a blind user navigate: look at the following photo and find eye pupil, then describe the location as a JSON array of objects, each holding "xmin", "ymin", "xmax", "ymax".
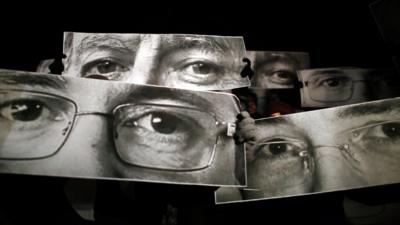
[
  {"xmin": 192, "ymin": 63, "xmax": 211, "ymax": 74},
  {"xmin": 97, "ymin": 61, "xmax": 117, "ymax": 74},
  {"xmin": 382, "ymin": 123, "xmax": 400, "ymax": 138},
  {"xmin": 10, "ymin": 101, "xmax": 43, "ymax": 121},
  {"xmin": 275, "ymin": 71, "xmax": 292, "ymax": 79},
  {"xmin": 151, "ymin": 113, "xmax": 178, "ymax": 134},
  {"xmin": 325, "ymin": 78, "xmax": 340, "ymax": 87},
  {"xmin": 269, "ymin": 143, "xmax": 287, "ymax": 155}
]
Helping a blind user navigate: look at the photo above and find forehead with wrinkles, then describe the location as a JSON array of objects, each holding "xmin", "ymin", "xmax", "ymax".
[{"xmin": 64, "ymin": 32, "xmax": 245, "ymax": 58}]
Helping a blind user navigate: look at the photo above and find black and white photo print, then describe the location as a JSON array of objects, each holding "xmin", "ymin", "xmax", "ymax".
[
  {"xmin": 216, "ymin": 97, "xmax": 400, "ymax": 203},
  {"xmin": 246, "ymin": 51, "xmax": 309, "ymax": 89},
  {"xmin": 62, "ymin": 32, "xmax": 249, "ymax": 91},
  {"xmin": 298, "ymin": 67, "xmax": 400, "ymax": 108},
  {"xmin": 0, "ymin": 69, "xmax": 245, "ymax": 186}
]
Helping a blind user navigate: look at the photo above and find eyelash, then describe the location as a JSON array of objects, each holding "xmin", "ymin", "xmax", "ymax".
[
  {"xmin": 254, "ymin": 138, "xmax": 305, "ymax": 160},
  {"xmin": 81, "ymin": 57, "xmax": 129, "ymax": 77}
]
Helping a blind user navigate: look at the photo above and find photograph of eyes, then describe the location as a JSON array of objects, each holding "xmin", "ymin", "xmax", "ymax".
[
  {"xmin": 246, "ymin": 51, "xmax": 310, "ymax": 89},
  {"xmin": 298, "ymin": 67, "xmax": 400, "ymax": 108},
  {"xmin": 0, "ymin": 69, "xmax": 245, "ymax": 187},
  {"xmin": 216, "ymin": 96, "xmax": 400, "ymax": 203},
  {"xmin": 62, "ymin": 32, "xmax": 250, "ymax": 91}
]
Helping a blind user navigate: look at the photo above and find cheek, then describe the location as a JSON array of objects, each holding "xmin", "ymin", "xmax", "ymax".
[
  {"xmin": 52, "ymin": 116, "xmax": 115, "ymax": 177},
  {"xmin": 111, "ymin": 134, "xmax": 240, "ymax": 185},
  {"xmin": 0, "ymin": 116, "xmax": 114, "ymax": 178},
  {"xmin": 355, "ymin": 145, "xmax": 400, "ymax": 185},
  {"xmin": 245, "ymin": 157, "xmax": 313, "ymax": 199}
]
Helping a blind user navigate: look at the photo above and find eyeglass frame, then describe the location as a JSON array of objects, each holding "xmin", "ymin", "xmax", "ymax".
[
  {"xmin": 0, "ymin": 89, "xmax": 236, "ymax": 172},
  {"xmin": 303, "ymin": 75, "xmax": 367, "ymax": 103}
]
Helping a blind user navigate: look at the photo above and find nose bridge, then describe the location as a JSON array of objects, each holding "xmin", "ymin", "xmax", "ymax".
[
  {"xmin": 126, "ymin": 35, "xmax": 162, "ymax": 85},
  {"xmin": 296, "ymin": 112, "xmax": 350, "ymax": 192},
  {"xmin": 58, "ymin": 115, "xmax": 115, "ymax": 177}
]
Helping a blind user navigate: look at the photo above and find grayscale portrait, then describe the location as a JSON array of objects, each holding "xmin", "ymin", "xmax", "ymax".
[
  {"xmin": 62, "ymin": 32, "xmax": 249, "ymax": 91},
  {"xmin": 0, "ymin": 69, "xmax": 245, "ymax": 186},
  {"xmin": 216, "ymin": 96, "xmax": 400, "ymax": 203},
  {"xmin": 298, "ymin": 67, "xmax": 400, "ymax": 108},
  {"xmin": 298, "ymin": 68, "xmax": 371, "ymax": 108},
  {"xmin": 246, "ymin": 51, "xmax": 309, "ymax": 89}
]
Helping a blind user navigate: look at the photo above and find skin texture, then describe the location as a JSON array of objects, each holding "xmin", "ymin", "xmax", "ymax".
[
  {"xmin": 298, "ymin": 68, "xmax": 371, "ymax": 108},
  {"xmin": 63, "ymin": 33, "xmax": 248, "ymax": 91},
  {"xmin": 0, "ymin": 70, "xmax": 244, "ymax": 186},
  {"xmin": 248, "ymin": 51, "xmax": 309, "ymax": 89},
  {"xmin": 233, "ymin": 97, "xmax": 400, "ymax": 201}
]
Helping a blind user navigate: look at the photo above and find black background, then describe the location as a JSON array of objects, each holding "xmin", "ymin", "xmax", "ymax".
[{"xmin": 0, "ymin": 1, "xmax": 400, "ymax": 224}]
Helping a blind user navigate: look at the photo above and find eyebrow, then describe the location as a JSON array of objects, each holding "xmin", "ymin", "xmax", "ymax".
[
  {"xmin": 309, "ymin": 69, "xmax": 347, "ymax": 77},
  {"xmin": 337, "ymin": 98, "xmax": 400, "ymax": 119},
  {"xmin": 0, "ymin": 74, "xmax": 66, "ymax": 89},
  {"xmin": 126, "ymin": 86, "xmax": 217, "ymax": 114},
  {"xmin": 76, "ymin": 34, "xmax": 141, "ymax": 57},
  {"xmin": 161, "ymin": 35, "xmax": 234, "ymax": 55}
]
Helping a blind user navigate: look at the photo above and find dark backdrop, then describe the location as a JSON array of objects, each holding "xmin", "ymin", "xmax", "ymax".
[{"xmin": 0, "ymin": 2, "xmax": 399, "ymax": 225}]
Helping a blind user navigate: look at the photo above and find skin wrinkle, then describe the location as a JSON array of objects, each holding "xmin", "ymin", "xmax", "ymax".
[
  {"xmin": 76, "ymin": 34, "xmax": 142, "ymax": 56},
  {"xmin": 63, "ymin": 32, "xmax": 247, "ymax": 90},
  {"xmin": 234, "ymin": 97, "xmax": 400, "ymax": 202},
  {"xmin": 0, "ymin": 72, "xmax": 243, "ymax": 186},
  {"xmin": 0, "ymin": 72, "xmax": 67, "ymax": 90},
  {"xmin": 248, "ymin": 51, "xmax": 309, "ymax": 89},
  {"xmin": 299, "ymin": 68, "xmax": 372, "ymax": 107}
]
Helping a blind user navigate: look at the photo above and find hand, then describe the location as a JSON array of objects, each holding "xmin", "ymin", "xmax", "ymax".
[{"xmin": 234, "ymin": 111, "xmax": 257, "ymax": 145}]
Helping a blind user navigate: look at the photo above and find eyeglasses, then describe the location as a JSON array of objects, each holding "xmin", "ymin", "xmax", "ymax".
[
  {"xmin": 240, "ymin": 140, "xmax": 314, "ymax": 194},
  {"xmin": 253, "ymin": 140, "xmax": 315, "ymax": 173},
  {"xmin": 303, "ymin": 74, "xmax": 365, "ymax": 103},
  {"xmin": 0, "ymin": 90, "xmax": 236, "ymax": 171}
]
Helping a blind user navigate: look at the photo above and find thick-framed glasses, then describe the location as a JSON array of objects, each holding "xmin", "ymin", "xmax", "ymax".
[
  {"xmin": 0, "ymin": 89, "xmax": 236, "ymax": 171},
  {"xmin": 303, "ymin": 74, "xmax": 365, "ymax": 103}
]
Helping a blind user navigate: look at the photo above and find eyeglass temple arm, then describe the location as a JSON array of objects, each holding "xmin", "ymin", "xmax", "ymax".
[{"xmin": 314, "ymin": 144, "xmax": 360, "ymax": 163}]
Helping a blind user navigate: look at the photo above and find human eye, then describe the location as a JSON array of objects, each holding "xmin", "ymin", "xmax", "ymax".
[
  {"xmin": 245, "ymin": 137, "xmax": 314, "ymax": 197},
  {"xmin": 254, "ymin": 138, "xmax": 307, "ymax": 159},
  {"xmin": 113, "ymin": 104, "xmax": 217, "ymax": 170},
  {"xmin": 0, "ymin": 92, "xmax": 75, "ymax": 159},
  {"xmin": 266, "ymin": 70, "xmax": 296, "ymax": 85},
  {"xmin": 81, "ymin": 58, "xmax": 129, "ymax": 80},
  {"xmin": 316, "ymin": 75, "xmax": 351, "ymax": 89},
  {"xmin": 349, "ymin": 121, "xmax": 400, "ymax": 151},
  {"xmin": 0, "ymin": 98, "xmax": 66, "ymax": 131},
  {"xmin": 172, "ymin": 59, "xmax": 223, "ymax": 85},
  {"xmin": 120, "ymin": 110, "xmax": 198, "ymax": 145}
]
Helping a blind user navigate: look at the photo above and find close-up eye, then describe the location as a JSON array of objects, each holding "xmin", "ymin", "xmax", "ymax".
[
  {"xmin": 175, "ymin": 60, "xmax": 222, "ymax": 84},
  {"xmin": 267, "ymin": 70, "xmax": 296, "ymax": 85},
  {"xmin": 113, "ymin": 105, "xmax": 217, "ymax": 170},
  {"xmin": 355, "ymin": 122, "xmax": 400, "ymax": 141},
  {"xmin": 319, "ymin": 76, "xmax": 350, "ymax": 89},
  {"xmin": 0, "ymin": 92, "xmax": 75, "ymax": 159},
  {"xmin": 348, "ymin": 121, "xmax": 400, "ymax": 156},
  {"xmin": 0, "ymin": 98, "xmax": 67, "ymax": 132},
  {"xmin": 123, "ymin": 111, "xmax": 185, "ymax": 136},
  {"xmin": 82, "ymin": 58, "xmax": 129, "ymax": 80},
  {"xmin": 188, "ymin": 62, "xmax": 212, "ymax": 75},
  {"xmin": 1, "ymin": 99, "xmax": 45, "ymax": 122},
  {"xmin": 255, "ymin": 138, "xmax": 306, "ymax": 159},
  {"xmin": 117, "ymin": 108, "xmax": 201, "ymax": 147}
]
